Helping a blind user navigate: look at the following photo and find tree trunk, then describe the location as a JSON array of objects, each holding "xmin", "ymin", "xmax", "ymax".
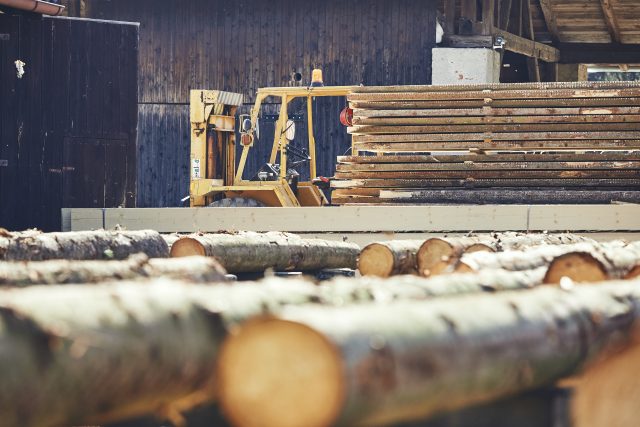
[
  {"xmin": 170, "ymin": 232, "xmax": 360, "ymax": 273},
  {"xmin": 218, "ymin": 280, "xmax": 640, "ymax": 427},
  {"xmin": 417, "ymin": 233, "xmax": 594, "ymax": 277},
  {"xmin": 456, "ymin": 241, "xmax": 640, "ymax": 284},
  {"xmin": 0, "ymin": 255, "xmax": 227, "ymax": 286},
  {"xmin": 417, "ymin": 237, "xmax": 495, "ymax": 277},
  {"xmin": 0, "ymin": 230, "xmax": 169, "ymax": 261},
  {"xmin": 0, "ymin": 269, "xmax": 561, "ymax": 427},
  {"xmin": 358, "ymin": 241, "xmax": 423, "ymax": 277}
]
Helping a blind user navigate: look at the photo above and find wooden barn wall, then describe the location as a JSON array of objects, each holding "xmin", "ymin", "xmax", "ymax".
[
  {"xmin": 81, "ymin": 0, "xmax": 438, "ymax": 207},
  {"xmin": 0, "ymin": 13, "xmax": 138, "ymax": 231}
]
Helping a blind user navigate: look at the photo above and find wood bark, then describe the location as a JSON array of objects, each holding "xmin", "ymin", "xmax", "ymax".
[
  {"xmin": 358, "ymin": 241, "xmax": 423, "ymax": 277},
  {"xmin": 0, "ymin": 254, "xmax": 227, "ymax": 286},
  {"xmin": 170, "ymin": 232, "xmax": 360, "ymax": 273},
  {"xmin": 218, "ymin": 280, "xmax": 640, "ymax": 427},
  {"xmin": 0, "ymin": 230, "xmax": 169, "ymax": 261},
  {"xmin": 456, "ymin": 241, "xmax": 640, "ymax": 284},
  {"xmin": 0, "ymin": 268, "xmax": 560, "ymax": 427}
]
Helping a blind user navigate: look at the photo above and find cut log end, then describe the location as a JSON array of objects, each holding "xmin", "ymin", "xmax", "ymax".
[
  {"xmin": 572, "ymin": 341, "xmax": 640, "ymax": 427},
  {"xmin": 417, "ymin": 239, "xmax": 455, "ymax": 277},
  {"xmin": 466, "ymin": 243, "xmax": 494, "ymax": 254},
  {"xmin": 544, "ymin": 252, "xmax": 608, "ymax": 284},
  {"xmin": 170, "ymin": 238, "xmax": 206, "ymax": 258},
  {"xmin": 625, "ymin": 265, "xmax": 640, "ymax": 280},
  {"xmin": 454, "ymin": 262, "xmax": 475, "ymax": 274},
  {"xmin": 418, "ymin": 239, "xmax": 493, "ymax": 277},
  {"xmin": 218, "ymin": 318, "xmax": 344, "ymax": 427},
  {"xmin": 358, "ymin": 244, "xmax": 395, "ymax": 277}
]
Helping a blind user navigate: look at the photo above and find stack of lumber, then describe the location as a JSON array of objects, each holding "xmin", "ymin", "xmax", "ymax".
[{"xmin": 333, "ymin": 81, "xmax": 640, "ymax": 205}]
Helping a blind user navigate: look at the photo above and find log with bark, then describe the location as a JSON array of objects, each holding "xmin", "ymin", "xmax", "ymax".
[
  {"xmin": 170, "ymin": 232, "xmax": 360, "ymax": 273},
  {"xmin": 0, "ymin": 254, "xmax": 227, "ymax": 286},
  {"xmin": 218, "ymin": 279, "xmax": 640, "ymax": 427},
  {"xmin": 0, "ymin": 268, "xmax": 563, "ymax": 427},
  {"xmin": 417, "ymin": 233, "xmax": 595, "ymax": 277},
  {"xmin": 0, "ymin": 230, "xmax": 169, "ymax": 261},
  {"xmin": 456, "ymin": 241, "xmax": 640, "ymax": 284},
  {"xmin": 162, "ymin": 233, "xmax": 184, "ymax": 251},
  {"xmin": 358, "ymin": 241, "xmax": 423, "ymax": 277}
]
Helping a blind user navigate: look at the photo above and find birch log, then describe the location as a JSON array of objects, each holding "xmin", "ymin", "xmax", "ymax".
[
  {"xmin": 417, "ymin": 237, "xmax": 495, "ymax": 276},
  {"xmin": 418, "ymin": 233, "xmax": 595, "ymax": 277},
  {"xmin": 0, "ymin": 230, "xmax": 169, "ymax": 261},
  {"xmin": 0, "ymin": 269, "xmax": 561, "ymax": 427},
  {"xmin": 170, "ymin": 232, "xmax": 360, "ymax": 273},
  {"xmin": 0, "ymin": 255, "xmax": 227, "ymax": 286},
  {"xmin": 456, "ymin": 241, "xmax": 640, "ymax": 284},
  {"xmin": 358, "ymin": 241, "xmax": 423, "ymax": 277},
  {"xmin": 218, "ymin": 280, "xmax": 640, "ymax": 427}
]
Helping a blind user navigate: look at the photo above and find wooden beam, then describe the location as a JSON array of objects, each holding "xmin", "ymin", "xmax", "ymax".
[
  {"xmin": 522, "ymin": 0, "xmax": 542, "ymax": 81},
  {"xmin": 599, "ymin": 0, "xmax": 622, "ymax": 43},
  {"xmin": 538, "ymin": 0, "xmax": 560, "ymax": 43},
  {"xmin": 495, "ymin": 28, "xmax": 561, "ymax": 62},
  {"xmin": 499, "ymin": 0, "xmax": 514, "ymax": 30},
  {"xmin": 444, "ymin": 0, "xmax": 456, "ymax": 36},
  {"xmin": 481, "ymin": 0, "xmax": 496, "ymax": 35},
  {"xmin": 559, "ymin": 43, "xmax": 640, "ymax": 64}
]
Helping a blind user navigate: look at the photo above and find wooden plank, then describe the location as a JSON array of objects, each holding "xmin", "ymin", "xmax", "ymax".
[
  {"xmin": 350, "ymin": 98, "xmax": 640, "ymax": 110},
  {"xmin": 599, "ymin": 0, "xmax": 621, "ymax": 43},
  {"xmin": 348, "ymin": 88, "xmax": 640, "ymax": 102},
  {"xmin": 100, "ymin": 206, "xmax": 530, "ymax": 232},
  {"xmin": 529, "ymin": 204, "xmax": 640, "ymax": 231},
  {"xmin": 348, "ymin": 123, "xmax": 640, "ymax": 134},
  {"xmin": 330, "ymin": 178, "xmax": 640, "ymax": 189},
  {"xmin": 61, "ymin": 206, "xmax": 640, "ymax": 233},
  {"xmin": 334, "ymin": 170, "xmax": 639, "ymax": 180},
  {"xmin": 352, "ymin": 114, "xmax": 640, "ymax": 126},
  {"xmin": 351, "ymin": 81, "xmax": 640, "ymax": 93},
  {"xmin": 336, "ymin": 161, "xmax": 640, "ymax": 172},
  {"xmin": 337, "ymin": 152, "xmax": 640, "ymax": 164},
  {"xmin": 353, "ymin": 140, "xmax": 640, "ymax": 152},
  {"xmin": 353, "ymin": 106, "xmax": 640, "ymax": 118},
  {"xmin": 331, "ymin": 189, "xmax": 640, "ymax": 206},
  {"xmin": 351, "ymin": 131, "xmax": 640, "ymax": 142}
]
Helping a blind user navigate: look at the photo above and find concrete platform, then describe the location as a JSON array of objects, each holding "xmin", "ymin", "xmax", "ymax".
[{"xmin": 63, "ymin": 205, "xmax": 640, "ymax": 245}]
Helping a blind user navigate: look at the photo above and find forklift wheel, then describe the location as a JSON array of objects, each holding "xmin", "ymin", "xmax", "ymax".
[{"xmin": 208, "ymin": 197, "xmax": 266, "ymax": 208}]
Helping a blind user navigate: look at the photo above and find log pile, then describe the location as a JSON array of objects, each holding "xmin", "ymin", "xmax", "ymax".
[
  {"xmin": 358, "ymin": 232, "xmax": 598, "ymax": 278},
  {"xmin": 0, "ymin": 228, "xmax": 639, "ymax": 427},
  {"xmin": 333, "ymin": 82, "xmax": 640, "ymax": 205}
]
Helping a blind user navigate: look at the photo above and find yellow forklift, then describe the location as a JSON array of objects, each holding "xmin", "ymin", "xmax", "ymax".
[{"xmin": 189, "ymin": 75, "xmax": 355, "ymax": 207}]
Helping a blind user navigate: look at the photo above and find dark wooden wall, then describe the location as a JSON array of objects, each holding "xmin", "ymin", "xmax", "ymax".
[
  {"xmin": 0, "ymin": 13, "xmax": 138, "ymax": 231},
  {"xmin": 81, "ymin": 0, "xmax": 438, "ymax": 207}
]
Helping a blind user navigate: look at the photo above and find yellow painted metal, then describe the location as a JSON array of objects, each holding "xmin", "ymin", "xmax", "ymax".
[
  {"xmin": 235, "ymin": 145, "xmax": 251, "ymax": 182},
  {"xmin": 189, "ymin": 89, "xmax": 243, "ymax": 207},
  {"xmin": 191, "ymin": 85, "xmax": 354, "ymax": 208},
  {"xmin": 306, "ymin": 96, "xmax": 317, "ymax": 178}
]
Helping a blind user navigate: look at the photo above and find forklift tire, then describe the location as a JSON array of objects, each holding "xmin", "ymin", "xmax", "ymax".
[{"xmin": 208, "ymin": 197, "xmax": 267, "ymax": 208}]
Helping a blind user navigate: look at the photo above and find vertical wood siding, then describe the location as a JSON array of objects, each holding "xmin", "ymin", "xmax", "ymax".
[
  {"xmin": 84, "ymin": 0, "xmax": 438, "ymax": 207},
  {"xmin": 0, "ymin": 13, "xmax": 138, "ymax": 231}
]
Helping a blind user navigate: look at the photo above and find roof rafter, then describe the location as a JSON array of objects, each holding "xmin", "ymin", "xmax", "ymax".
[
  {"xmin": 538, "ymin": 0, "xmax": 560, "ymax": 43},
  {"xmin": 599, "ymin": 0, "xmax": 622, "ymax": 43}
]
